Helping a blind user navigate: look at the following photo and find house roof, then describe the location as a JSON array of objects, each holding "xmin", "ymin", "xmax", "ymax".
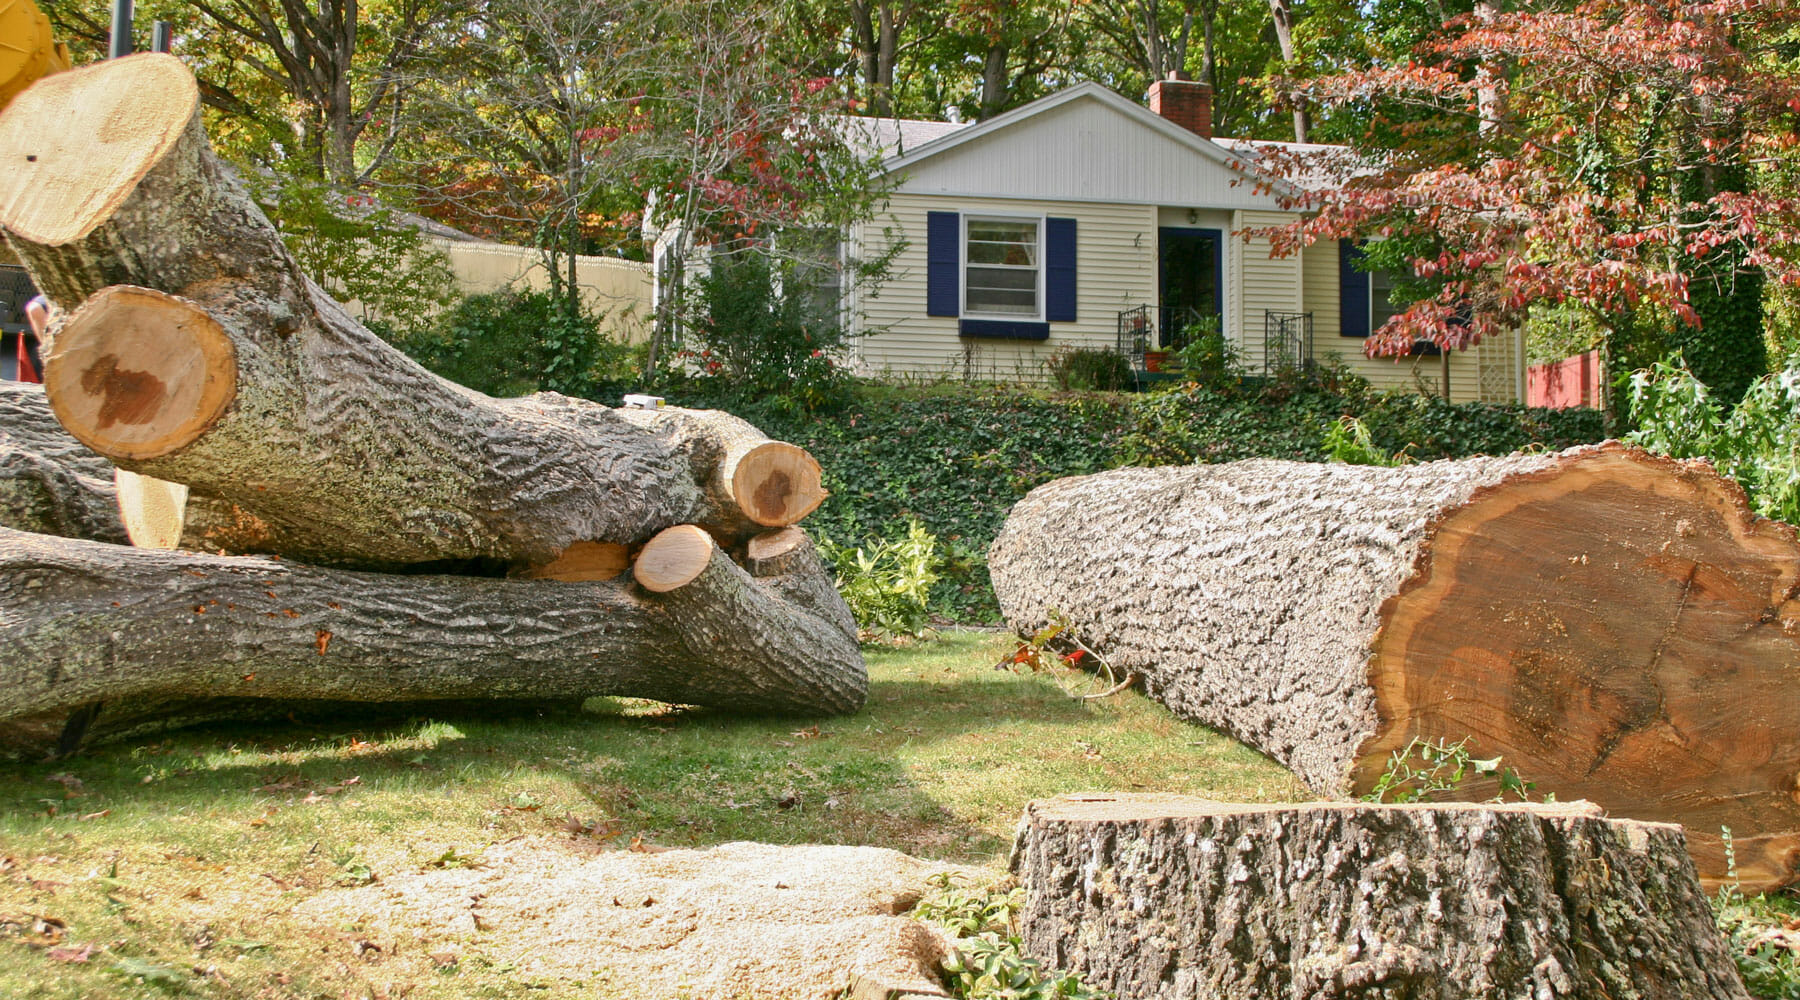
[
  {"xmin": 834, "ymin": 116, "xmax": 975, "ymax": 159},
  {"xmin": 879, "ymin": 82, "xmax": 1314, "ymax": 199}
]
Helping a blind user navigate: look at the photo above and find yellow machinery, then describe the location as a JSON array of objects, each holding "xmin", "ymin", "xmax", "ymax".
[{"xmin": 0, "ymin": 0, "xmax": 72, "ymax": 112}]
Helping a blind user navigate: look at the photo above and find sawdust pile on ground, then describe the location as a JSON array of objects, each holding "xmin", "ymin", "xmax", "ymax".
[{"xmin": 295, "ymin": 837, "xmax": 963, "ymax": 999}]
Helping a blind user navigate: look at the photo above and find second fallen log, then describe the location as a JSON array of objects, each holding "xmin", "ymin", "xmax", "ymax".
[
  {"xmin": 0, "ymin": 524, "xmax": 867, "ymax": 755},
  {"xmin": 989, "ymin": 444, "xmax": 1800, "ymax": 890}
]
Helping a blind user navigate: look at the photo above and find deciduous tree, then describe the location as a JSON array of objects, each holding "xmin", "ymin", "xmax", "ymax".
[{"xmin": 1262, "ymin": 0, "xmax": 1800, "ymax": 398}]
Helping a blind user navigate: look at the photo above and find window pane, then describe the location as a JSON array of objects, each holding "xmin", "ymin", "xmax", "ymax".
[
  {"xmin": 964, "ymin": 219, "xmax": 1040, "ymax": 316},
  {"xmin": 1371, "ymin": 270, "xmax": 1401, "ymax": 329},
  {"xmin": 966, "ymin": 288, "xmax": 1038, "ymax": 313},
  {"xmin": 968, "ymin": 220, "xmax": 1036, "ymax": 243},
  {"xmin": 967, "ymin": 267, "xmax": 1037, "ymax": 292}
]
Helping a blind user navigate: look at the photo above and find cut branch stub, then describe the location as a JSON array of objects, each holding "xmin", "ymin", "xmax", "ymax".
[
  {"xmin": 0, "ymin": 53, "xmax": 198, "ymax": 247},
  {"xmin": 734, "ymin": 441, "xmax": 825, "ymax": 527},
  {"xmin": 619, "ymin": 407, "xmax": 825, "ymax": 535},
  {"xmin": 43, "ymin": 285, "xmax": 236, "ymax": 460},
  {"xmin": 635, "ymin": 525, "xmax": 716, "ymax": 593}
]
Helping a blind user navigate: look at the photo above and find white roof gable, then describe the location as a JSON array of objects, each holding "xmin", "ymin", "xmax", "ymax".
[{"xmin": 884, "ymin": 83, "xmax": 1294, "ymax": 210}]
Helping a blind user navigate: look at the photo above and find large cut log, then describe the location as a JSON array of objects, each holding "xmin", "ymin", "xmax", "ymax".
[
  {"xmin": 1010, "ymin": 794, "xmax": 1749, "ymax": 1000},
  {"xmin": 0, "ymin": 524, "xmax": 867, "ymax": 756},
  {"xmin": 0, "ymin": 380, "xmax": 125, "ymax": 542},
  {"xmin": 989, "ymin": 444, "xmax": 1800, "ymax": 890},
  {"xmin": 0, "ymin": 56, "xmax": 824, "ymax": 569}
]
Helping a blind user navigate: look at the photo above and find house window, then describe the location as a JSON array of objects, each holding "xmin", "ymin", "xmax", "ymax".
[
  {"xmin": 964, "ymin": 217, "xmax": 1041, "ymax": 318},
  {"xmin": 1370, "ymin": 267, "xmax": 1403, "ymax": 332}
]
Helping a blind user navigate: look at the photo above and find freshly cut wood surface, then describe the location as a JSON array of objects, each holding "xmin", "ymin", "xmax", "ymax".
[
  {"xmin": 113, "ymin": 468, "xmax": 188, "ymax": 549},
  {"xmin": 990, "ymin": 443, "xmax": 1800, "ymax": 890},
  {"xmin": 43, "ymin": 285, "xmax": 236, "ymax": 460},
  {"xmin": 733, "ymin": 440, "xmax": 825, "ymax": 527},
  {"xmin": 0, "ymin": 525, "xmax": 868, "ymax": 755},
  {"xmin": 516, "ymin": 541, "xmax": 631, "ymax": 582},
  {"xmin": 1012, "ymin": 794, "xmax": 1747, "ymax": 1000},
  {"xmin": 635, "ymin": 524, "xmax": 715, "ymax": 593},
  {"xmin": 0, "ymin": 53, "xmax": 197, "ymax": 247}
]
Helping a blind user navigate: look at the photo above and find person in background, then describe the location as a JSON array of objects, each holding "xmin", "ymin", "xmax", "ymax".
[{"xmin": 18, "ymin": 293, "xmax": 46, "ymax": 382}]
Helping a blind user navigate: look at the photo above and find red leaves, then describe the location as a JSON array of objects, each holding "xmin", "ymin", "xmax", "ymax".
[{"xmin": 1259, "ymin": 0, "xmax": 1800, "ymax": 352}]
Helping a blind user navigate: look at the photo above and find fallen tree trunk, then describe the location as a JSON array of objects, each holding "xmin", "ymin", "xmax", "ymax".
[
  {"xmin": 0, "ymin": 380, "xmax": 125, "ymax": 542},
  {"xmin": 0, "ymin": 524, "xmax": 867, "ymax": 755},
  {"xmin": 989, "ymin": 444, "xmax": 1800, "ymax": 890},
  {"xmin": 1010, "ymin": 794, "xmax": 1748, "ymax": 1000},
  {"xmin": 0, "ymin": 56, "xmax": 824, "ymax": 570}
]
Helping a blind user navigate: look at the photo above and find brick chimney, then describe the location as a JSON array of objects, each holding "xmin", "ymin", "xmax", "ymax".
[{"xmin": 1147, "ymin": 71, "xmax": 1213, "ymax": 140}]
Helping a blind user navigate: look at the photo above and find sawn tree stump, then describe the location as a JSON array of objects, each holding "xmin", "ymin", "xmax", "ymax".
[
  {"xmin": 989, "ymin": 445, "xmax": 1800, "ymax": 890},
  {"xmin": 1010, "ymin": 795, "xmax": 1748, "ymax": 1000}
]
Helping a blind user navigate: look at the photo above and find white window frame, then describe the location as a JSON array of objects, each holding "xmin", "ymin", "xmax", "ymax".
[{"xmin": 962, "ymin": 213, "xmax": 1045, "ymax": 321}]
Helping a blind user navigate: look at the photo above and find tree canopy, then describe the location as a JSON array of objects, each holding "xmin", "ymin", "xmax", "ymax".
[{"xmin": 35, "ymin": 0, "xmax": 1800, "ymax": 390}]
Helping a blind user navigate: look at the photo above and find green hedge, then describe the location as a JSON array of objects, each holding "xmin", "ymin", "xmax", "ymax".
[{"xmin": 617, "ymin": 375, "xmax": 1607, "ymax": 623}]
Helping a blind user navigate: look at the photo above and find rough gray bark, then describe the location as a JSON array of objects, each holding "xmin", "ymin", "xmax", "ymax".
[
  {"xmin": 0, "ymin": 381, "xmax": 126, "ymax": 543},
  {"xmin": 0, "ymin": 525, "xmax": 867, "ymax": 756},
  {"xmin": 747, "ymin": 527, "xmax": 860, "ymax": 643},
  {"xmin": 639, "ymin": 527, "xmax": 865, "ymax": 714},
  {"xmin": 1011, "ymin": 795, "xmax": 1748, "ymax": 1000},
  {"xmin": 989, "ymin": 444, "xmax": 1800, "ymax": 891},
  {"xmin": 0, "ymin": 56, "xmax": 813, "ymax": 569}
]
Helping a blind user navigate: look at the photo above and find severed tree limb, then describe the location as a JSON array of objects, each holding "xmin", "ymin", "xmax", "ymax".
[
  {"xmin": 0, "ymin": 524, "xmax": 867, "ymax": 756},
  {"xmin": 0, "ymin": 56, "xmax": 820, "ymax": 569},
  {"xmin": 619, "ymin": 408, "xmax": 826, "ymax": 536}
]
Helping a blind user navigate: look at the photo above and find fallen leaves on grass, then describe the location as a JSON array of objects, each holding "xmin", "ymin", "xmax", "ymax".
[
  {"xmin": 44, "ymin": 774, "xmax": 84, "ymax": 796},
  {"xmin": 45, "ymin": 941, "xmax": 96, "ymax": 963}
]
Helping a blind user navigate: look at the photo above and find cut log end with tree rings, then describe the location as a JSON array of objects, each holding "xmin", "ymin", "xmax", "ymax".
[
  {"xmin": 634, "ymin": 525, "xmax": 717, "ymax": 593},
  {"xmin": 732, "ymin": 442, "xmax": 824, "ymax": 527},
  {"xmin": 0, "ymin": 53, "xmax": 198, "ymax": 246},
  {"xmin": 745, "ymin": 525, "xmax": 806, "ymax": 573},
  {"xmin": 44, "ymin": 286, "xmax": 236, "ymax": 461}
]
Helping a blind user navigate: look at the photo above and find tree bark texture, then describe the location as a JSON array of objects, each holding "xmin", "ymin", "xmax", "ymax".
[
  {"xmin": 0, "ymin": 55, "xmax": 818, "ymax": 570},
  {"xmin": 0, "ymin": 381, "xmax": 125, "ymax": 543},
  {"xmin": 0, "ymin": 525, "xmax": 867, "ymax": 756},
  {"xmin": 989, "ymin": 444, "xmax": 1800, "ymax": 890},
  {"xmin": 1010, "ymin": 794, "xmax": 1748, "ymax": 1000}
]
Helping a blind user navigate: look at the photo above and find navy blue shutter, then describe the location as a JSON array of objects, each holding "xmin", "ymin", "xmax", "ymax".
[
  {"xmin": 926, "ymin": 211, "xmax": 960, "ymax": 317},
  {"xmin": 1339, "ymin": 239, "xmax": 1370, "ymax": 338},
  {"xmin": 1045, "ymin": 217, "xmax": 1077, "ymax": 322}
]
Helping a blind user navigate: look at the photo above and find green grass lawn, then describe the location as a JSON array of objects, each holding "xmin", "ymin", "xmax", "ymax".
[{"xmin": 0, "ymin": 632, "xmax": 1306, "ymax": 1000}]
